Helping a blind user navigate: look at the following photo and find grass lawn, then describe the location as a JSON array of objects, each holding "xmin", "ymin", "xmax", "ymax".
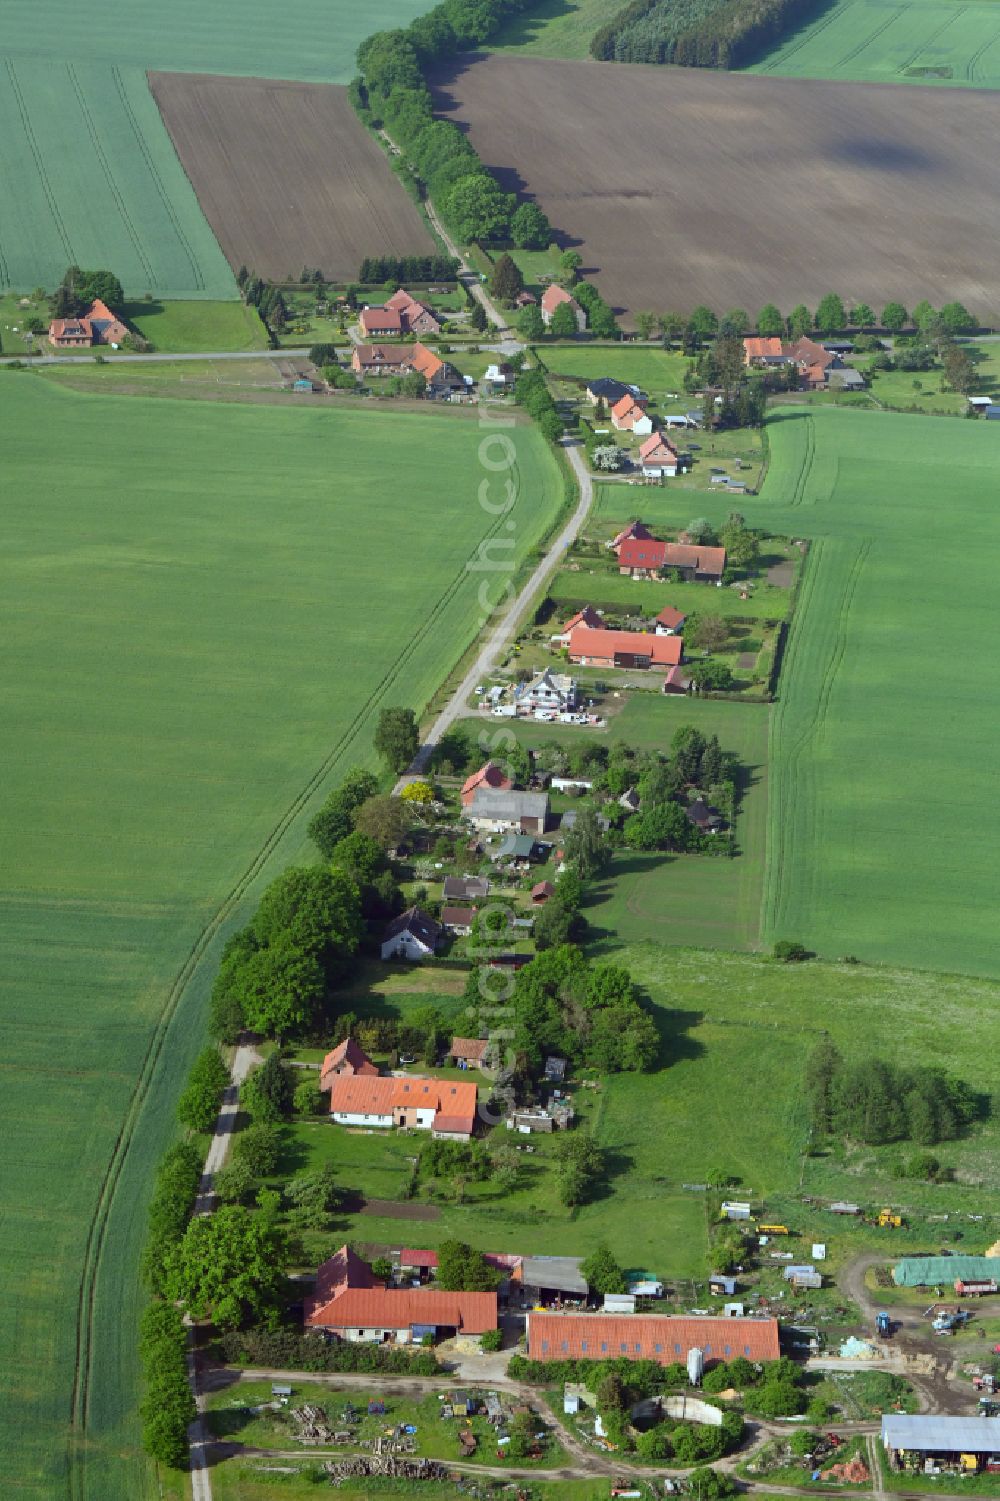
[
  {"xmin": 746, "ymin": 0, "xmax": 1000, "ymax": 89},
  {"xmin": 0, "ymin": 378, "xmax": 562, "ymax": 1501},
  {"xmin": 125, "ymin": 299, "xmax": 267, "ymax": 352},
  {"xmin": 539, "ymin": 342, "xmax": 692, "ymax": 396},
  {"xmin": 487, "ymin": 0, "xmax": 610, "ymax": 56}
]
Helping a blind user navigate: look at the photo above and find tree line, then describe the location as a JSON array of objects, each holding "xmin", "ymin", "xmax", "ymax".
[
  {"xmin": 358, "ymin": 254, "xmax": 459, "ymax": 284},
  {"xmin": 591, "ymin": 0, "xmax": 822, "ymax": 69},
  {"xmin": 806, "ymin": 1038, "xmax": 979, "ymax": 1147},
  {"xmin": 354, "ymin": 0, "xmax": 554, "ymax": 248}
]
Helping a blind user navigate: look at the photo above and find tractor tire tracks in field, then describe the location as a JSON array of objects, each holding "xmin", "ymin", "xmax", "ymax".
[
  {"xmin": 67, "ymin": 63, "xmax": 156, "ymax": 289},
  {"xmin": 113, "ymin": 64, "xmax": 205, "ymax": 291},
  {"xmin": 4, "ymin": 57, "xmax": 76, "ymax": 265},
  {"xmin": 68, "ymin": 455, "xmax": 536, "ymax": 1499},
  {"xmin": 763, "ymin": 536, "xmax": 872, "ymax": 943}
]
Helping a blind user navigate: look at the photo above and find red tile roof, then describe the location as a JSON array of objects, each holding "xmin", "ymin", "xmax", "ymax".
[
  {"xmin": 618, "ymin": 537, "xmax": 726, "ymax": 576},
  {"xmin": 401, "ymin": 1248, "xmax": 439, "ymax": 1267},
  {"xmin": 656, "ymin": 606, "xmax": 686, "ymax": 630},
  {"xmin": 309, "ymin": 1286, "xmax": 497, "ymax": 1333},
  {"xmin": 787, "ymin": 335, "xmax": 834, "ymax": 371},
  {"xmin": 329, "ymin": 1072, "xmax": 478, "ymax": 1132},
  {"xmin": 360, "ymin": 306, "xmax": 403, "ymax": 333},
  {"xmin": 611, "ymin": 520, "xmax": 654, "ymax": 551},
  {"xmin": 411, "ymin": 341, "xmax": 444, "ymax": 381},
  {"xmin": 528, "ymin": 1311, "xmax": 780, "ymax": 1364},
  {"xmin": 612, "ymin": 394, "xmax": 648, "ymax": 428},
  {"xmin": 353, "ymin": 343, "xmax": 411, "ymax": 369},
  {"xmin": 568, "ymin": 625, "xmax": 681, "ymax": 666},
  {"xmin": 449, "ymin": 1037, "xmax": 489, "ymax": 1060},
  {"xmin": 305, "ymin": 1244, "xmax": 381, "ymax": 1317},
  {"xmin": 559, "ymin": 606, "xmax": 604, "ymax": 635},
  {"xmin": 320, "ymin": 1037, "xmax": 378, "ymax": 1089},
  {"xmin": 541, "ymin": 284, "xmax": 579, "ymax": 315},
  {"xmin": 441, "ymin": 906, "xmax": 478, "ymax": 929},
  {"xmin": 461, "ymin": 761, "xmax": 512, "ymax": 805},
  {"xmin": 743, "ymin": 336, "xmax": 785, "ymax": 361},
  {"xmin": 638, "ymin": 433, "xmax": 679, "ymax": 464},
  {"xmin": 532, "ymin": 880, "xmax": 556, "ymax": 901}
]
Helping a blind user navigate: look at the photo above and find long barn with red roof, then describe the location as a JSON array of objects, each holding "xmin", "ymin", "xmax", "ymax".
[{"xmin": 527, "ymin": 1310, "xmax": 780, "ymax": 1366}]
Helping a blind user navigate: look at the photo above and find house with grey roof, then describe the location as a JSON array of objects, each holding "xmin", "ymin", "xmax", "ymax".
[{"xmin": 465, "ymin": 788, "xmax": 550, "ymax": 835}]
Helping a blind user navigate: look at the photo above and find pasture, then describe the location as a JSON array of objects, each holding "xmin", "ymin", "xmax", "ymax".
[
  {"xmin": 265, "ymin": 948, "xmax": 1000, "ymax": 1284},
  {"xmin": 0, "ymin": 59, "xmax": 237, "ymax": 298},
  {"xmin": 540, "ymin": 343, "xmax": 692, "ymax": 393},
  {"xmin": 749, "ymin": 0, "xmax": 1000, "ymax": 89},
  {"xmin": 0, "ymin": 378, "xmax": 562, "ymax": 1499},
  {"xmin": 150, "ymin": 75, "xmax": 435, "ymax": 283},
  {"xmin": 433, "ymin": 55, "xmax": 1000, "ymax": 321}
]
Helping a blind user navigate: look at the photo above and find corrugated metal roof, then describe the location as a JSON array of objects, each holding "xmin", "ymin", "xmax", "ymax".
[
  {"xmin": 521, "ymin": 1255, "xmax": 588, "ymax": 1294},
  {"xmin": 894, "ymin": 1256, "xmax": 1000, "ymax": 1286},
  {"xmin": 883, "ymin": 1415, "xmax": 1000, "ymax": 1451}
]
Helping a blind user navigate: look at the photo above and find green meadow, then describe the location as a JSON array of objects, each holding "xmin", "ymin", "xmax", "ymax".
[
  {"xmin": 0, "ymin": 377, "xmax": 562, "ymax": 1500},
  {"xmin": 267, "ymin": 949, "xmax": 1000, "ymax": 1280},
  {"xmin": 748, "ymin": 0, "xmax": 1000, "ymax": 87}
]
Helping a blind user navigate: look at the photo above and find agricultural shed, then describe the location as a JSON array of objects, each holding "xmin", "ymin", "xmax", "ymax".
[
  {"xmin": 882, "ymin": 1414, "xmax": 1000, "ymax": 1462},
  {"xmin": 894, "ymin": 1257, "xmax": 1000, "ymax": 1287},
  {"xmin": 521, "ymin": 1255, "xmax": 588, "ymax": 1296}
]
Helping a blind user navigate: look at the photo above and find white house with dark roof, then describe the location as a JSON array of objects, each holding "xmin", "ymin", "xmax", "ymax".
[{"xmin": 381, "ymin": 906, "xmax": 442, "ymax": 961}]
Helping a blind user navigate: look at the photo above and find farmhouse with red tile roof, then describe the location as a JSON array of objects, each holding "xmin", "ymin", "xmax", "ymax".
[
  {"xmin": 609, "ymin": 520, "xmax": 654, "ymax": 551},
  {"xmin": 49, "ymin": 298, "xmax": 129, "ymax": 349},
  {"xmin": 551, "ymin": 606, "xmax": 604, "ymax": 646},
  {"xmin": 527, "ymin": 1311, "xmax": 780, "ymax": 1366},
  {"xmin": 617, "ymin": 537, "xmax": 726, "ymax": 583},
  {"xmin": 328, "ymin": 1069, "xmax": 478, "ymax": 1140},
  {"xmin": 461, "ymin": 760, "xmax": 513, "ymax": 806},
  {"xmin": 567, "ymin": 625, "xmax": 682, "ymax": 670},
  {"xmin": 541, "ymin": 284, "xmax": 586, "ymax": 331},
  {"xmin": 743, "ymin": 336, "xmax": 789, "ymax": 366},
  {"xmin": 319, "ymin": 1037, "xmax": 379, "ymax": 1091},
  {"xmin": 305, "ymin": 1244, "xmax": 496, "ymax": 1343},
  {"xmin": 358, "ymin": 289, "xmax": 441, "ymax": 338},
  {"xmin": 655, "ymin": 606, "xmax": 686, "ymax": 634},
  {"xmin": 637, "ymin": 432, "xmax": 680, "ymax": 478},
  {"xmin": 611, "ymin": 394, "xmax": 653, "ymax": 435},
  {"xmin": 448, "ymin": 1037, "xmax": 490, "ymax": 1066}
]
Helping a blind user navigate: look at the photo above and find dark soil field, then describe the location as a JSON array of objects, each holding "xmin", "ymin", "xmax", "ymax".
[
  {"xmin": 150, "ymin": 74, "xmax": 435, "ymax": 281},
  {"xmin": 432, "ymin": 56, "xmax": 1000, "ymax": 321}
]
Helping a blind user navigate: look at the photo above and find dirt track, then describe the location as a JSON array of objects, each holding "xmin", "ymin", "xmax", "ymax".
[
  {"xmin": 150, "ymin": 74, "xmax": 435, "ymax": 280},
  {"xmin": 431, "ymin": 56, "xmax": 1000, "ymax": 322}
]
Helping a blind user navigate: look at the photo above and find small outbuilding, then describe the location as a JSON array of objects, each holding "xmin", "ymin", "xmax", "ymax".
[{"xmin": 531, "ymin": 881, "xmax": 557, "ymax": 904}]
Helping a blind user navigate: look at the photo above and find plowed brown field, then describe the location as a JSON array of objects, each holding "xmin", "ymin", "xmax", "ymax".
[
  {"xmin": 431, "ymin": 56, "xmax": 1000, "ymax": 322},
  {"xmin": 151, "ymin": 74, "xmax": 434, "ymax": 281}
]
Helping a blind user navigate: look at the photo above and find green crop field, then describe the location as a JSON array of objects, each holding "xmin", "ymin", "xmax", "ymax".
[
  {"xmin": 0, "ymin": 0, "xmax": 434, "ymax": 300},
  {"xmin": 581, "ymin": 408, "xmax": 1000, "ymax": 978},
  {"xmin": 0, "ymin": 59, "xmax": 238, "ymax": 297},
  {"xmin": 0, "ymin": 377, "xmax": 562, "ymax": 1500},
  {"xmin": 2, "ymin": 0, "xmax": 430, "ymax": 82},
  {"xmin": 747, "ymin": 0, "xmax": 1000, "ymax": 87},
  {"xmin": 754, "ymin": 407, "xmax": 1000, "ymax": 976}
]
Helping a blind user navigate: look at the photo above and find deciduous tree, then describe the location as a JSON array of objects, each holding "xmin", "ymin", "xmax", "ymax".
[
  {"xmin": 374, "ymin": 705, "xmax": 420, "ymax": 772},
  {"xmin": 510, "ymin": 201, "xmax": 551, "ymax": 249},
  {"xmin": 165, "ymin": 1205, "xmax": 288, "ymax": 1330}
]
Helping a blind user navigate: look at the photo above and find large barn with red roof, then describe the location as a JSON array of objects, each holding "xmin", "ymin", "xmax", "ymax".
[
  {"xmin": 305, "ymin": 1244, "xmax": 497, "ymax": 1345},
  {"xmin": 527, "ymin": 1311, "xmax": 780, "ymax": 1366}
]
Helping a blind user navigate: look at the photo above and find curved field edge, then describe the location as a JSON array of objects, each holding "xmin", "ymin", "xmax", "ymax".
[{"xmin": 0, "ymin": 378, "xmax": 563, "ymax": 1498}]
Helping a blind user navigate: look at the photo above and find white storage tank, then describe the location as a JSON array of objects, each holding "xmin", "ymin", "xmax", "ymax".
[{"xmin": 687, "ymin": 1347, "xmax": 704, "ymax": 1386}]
